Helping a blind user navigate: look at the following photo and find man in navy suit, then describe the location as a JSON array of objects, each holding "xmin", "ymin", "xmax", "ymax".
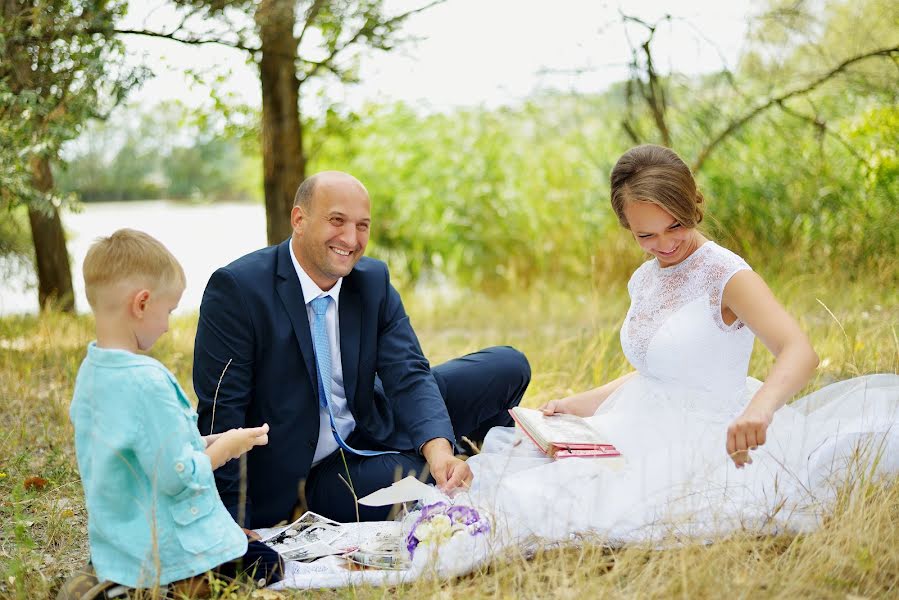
[{"xmin": 194, "ymin": 171, "xmax": 530, "ymax": 528}]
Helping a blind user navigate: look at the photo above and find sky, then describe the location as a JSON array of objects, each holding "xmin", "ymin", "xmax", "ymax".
[{"xmin": 119, "ymin": 0, "xmax": 755, "ymax": 113}]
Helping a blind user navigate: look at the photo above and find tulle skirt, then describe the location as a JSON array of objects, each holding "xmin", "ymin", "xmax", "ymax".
[{"xmin": 466, "ymin": 374, "xmax": 899, "ymax": 547}]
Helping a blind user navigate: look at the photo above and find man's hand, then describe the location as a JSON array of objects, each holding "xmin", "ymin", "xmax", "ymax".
[
  {"xmin": 421, "ymin": 438, "xmax": 472, "ymax": 493},
  {"xmin": 726, "ymin": 406, "xmax": 773, "ymax": 468}
]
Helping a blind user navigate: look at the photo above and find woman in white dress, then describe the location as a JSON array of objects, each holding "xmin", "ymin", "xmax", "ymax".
[{"xmin": 465, "ymin": 145, "xmax": 899, "ymax": 548}]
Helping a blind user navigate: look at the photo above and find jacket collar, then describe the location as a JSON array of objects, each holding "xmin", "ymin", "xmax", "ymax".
[{"xmin": 86, "ymin": 342, "xmax": 164, "ymax": 369}]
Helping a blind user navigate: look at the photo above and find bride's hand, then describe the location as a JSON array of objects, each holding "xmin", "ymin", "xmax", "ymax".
[
  {"xmin": 541, "ymin": 396, "xmax": 594, "ymax": 418},
  {"xmin": 541, "ymin": 398, "xmax": 569, "ymax": 415},
  {"xmin": 726, "ymin": 407, "xmax": 773, "ymax": 468},
  {"xmin": 541, "ymin": 374, "xmax": 636, "ymax": 418}
]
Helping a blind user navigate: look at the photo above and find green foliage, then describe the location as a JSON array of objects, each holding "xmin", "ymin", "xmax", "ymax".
[
  {"xmin": 743, "ymin": 0, "xmax": 899, "ymax": 93},
  {"xmin": 168, "ymin": 0, "xmax": 418, "ymax": 85},
  {"xmin": 0, "ymin": 0, "xmax": 141, "ymax": 211},
  {"xmin": 55, "ymin": 102, "xmax": 261, "ymax": 202},
  {"xmin": 56, "ymin": 78, "xmax": 897, "ymax": 290},
  {"xmin": 0, "ymin": 0, "xmax": 146, "ymax": 292},
  {"xmin": 696, "ymin": 103, "xmax": 896, "ymax": 273},
  {"xmin": 300, "ymin": 83, "xmax": 897, "ymax": 289},
  {"xmin": 306, "ymin": 101, "xmax": 605, "ymax": 289},
  {"xmin": 0, "ymin": 205, "xmax": 32, "ymax": 279}
]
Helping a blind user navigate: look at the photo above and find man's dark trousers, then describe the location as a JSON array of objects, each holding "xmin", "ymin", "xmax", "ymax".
[{"xmin": 304, "ymin": 346, "xmax": 529, "ymax": 522}]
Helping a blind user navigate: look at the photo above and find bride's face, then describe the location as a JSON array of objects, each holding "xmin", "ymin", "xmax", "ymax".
[{"xmin": 624, "ymin": 201, "xmax": 698, "ymax": 267}]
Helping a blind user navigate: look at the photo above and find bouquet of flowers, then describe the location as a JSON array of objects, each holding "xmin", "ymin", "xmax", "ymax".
[{"xmin": 404, "ymin": 502, "xmax": 491, "ymax": 576}]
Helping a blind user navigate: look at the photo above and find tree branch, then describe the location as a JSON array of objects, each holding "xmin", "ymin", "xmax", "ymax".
[
  {"xmin": 774, "ymin": 100, "xmax": 873, "ymax": 171},
  {"xmin": 619, "ymin": 12, "xmax": 672, "ymax": 146},
  {"xmin": 114, "ymin": 27, "xmax": 259, "ymax": 54},
  {"xmin": 621, "ymin": 119, "xmax": 641, "ymax": 145},
  {"xmin": 296, "ymin": 0, "xmax": 328, "ymax": 48},
  {"xmin": 299, "ymin": 0, "xmax": 445, "ymax": 83},
  {"xmin": 692, "ymin": 45, "xmax": 899, "ymax": 172}
]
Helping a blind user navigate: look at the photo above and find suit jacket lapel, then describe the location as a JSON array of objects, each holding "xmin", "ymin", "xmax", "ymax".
[
  {"xmin": 275, "ymin": 241, "xmax": 318, "ymax": 401},
  {"xmin": 339, "ymin": 281, "xmax": 361, "ymax": 410}
]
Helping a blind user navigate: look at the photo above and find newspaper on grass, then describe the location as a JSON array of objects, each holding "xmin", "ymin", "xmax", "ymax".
[
  {"xmin": 257, "ymin": 511, "xmax": 414, "ymax": 567},
  {"xmin": 260, "ymin": 511, "xmax": 346, "ymax": 561}
]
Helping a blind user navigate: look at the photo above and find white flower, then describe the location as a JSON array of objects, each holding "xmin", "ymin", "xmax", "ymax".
[{"xmin": 417, "ymin": 514, "xmax": 454, "ymax": 545}]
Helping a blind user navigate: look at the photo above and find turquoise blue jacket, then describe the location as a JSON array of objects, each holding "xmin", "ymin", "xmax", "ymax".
[{"xmin": 70, "ymin": 343, "xmax": 247, "ymax": 587}]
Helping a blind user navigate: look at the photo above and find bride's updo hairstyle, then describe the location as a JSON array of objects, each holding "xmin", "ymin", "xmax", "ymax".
[{"xmin": 610, "ymin": 144, "xmax": 704, "ymax": 229}]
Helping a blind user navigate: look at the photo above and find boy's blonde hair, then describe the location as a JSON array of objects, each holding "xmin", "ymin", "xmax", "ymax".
[{"xmin": 83, "ymin": 229, "xmax": 186, "ymax": 309}]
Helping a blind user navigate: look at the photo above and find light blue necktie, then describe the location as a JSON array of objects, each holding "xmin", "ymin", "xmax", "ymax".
[{"xmin": 310, "ymin": 295, "xmax": 398, "ymax": 457}]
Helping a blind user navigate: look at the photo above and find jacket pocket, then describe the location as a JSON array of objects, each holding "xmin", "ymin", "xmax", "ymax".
[{"xmin": 171, "ymin": 492, "xmax": 222, "ymax": 554}]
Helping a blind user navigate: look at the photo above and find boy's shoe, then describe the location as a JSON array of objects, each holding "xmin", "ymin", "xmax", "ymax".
[{"xmin": 56, "ymin": 567, "xmax": 132, "ymax": 600}]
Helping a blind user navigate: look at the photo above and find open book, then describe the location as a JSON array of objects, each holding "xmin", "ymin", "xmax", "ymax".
[{"xmin": 509, "ymin": 406, "xmax": 621, "ymax": 459}]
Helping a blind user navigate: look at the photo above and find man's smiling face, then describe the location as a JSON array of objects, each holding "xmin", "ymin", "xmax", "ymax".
[{"xmin": 291, "ymin": 173, "xmax": 371, "ymax": 290}]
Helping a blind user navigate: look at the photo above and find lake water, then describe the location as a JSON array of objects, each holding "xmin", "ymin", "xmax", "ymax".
[{"xmin": 1, "ymin": 200, "xmax": 268, "ymax": 316}]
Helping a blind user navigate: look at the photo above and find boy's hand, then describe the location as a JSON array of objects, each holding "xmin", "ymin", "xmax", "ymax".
[
  {"xmin": 223, "ymin": 424, "xmax": 270, "ymax": 458},
  {"xmin": 207, "ymin": 424, "xmax": 269, "ymax": 469},
  {"xmin": 201, "ymin": 433, "xmax": 223, "ymax": 448}
]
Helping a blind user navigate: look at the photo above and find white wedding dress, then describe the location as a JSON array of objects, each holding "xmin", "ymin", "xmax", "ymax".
[{"xmin": 466, "ymin": 242, "xmax": 899, "ymax": 547}]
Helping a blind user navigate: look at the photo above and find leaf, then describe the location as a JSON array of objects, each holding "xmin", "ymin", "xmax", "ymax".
[{"xmin": 23, "ymin": 476, "xmax": 48, "ymax": 491}]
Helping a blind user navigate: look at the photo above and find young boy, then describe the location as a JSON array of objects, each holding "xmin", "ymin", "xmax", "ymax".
[{"xmin": 63, "ymin": 229, "xmax": 280, "ymax": 598}]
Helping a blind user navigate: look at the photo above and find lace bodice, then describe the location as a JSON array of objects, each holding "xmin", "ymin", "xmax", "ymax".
[{"xmin": 620, "ymin": 241, "xmax": 755, "ymax": 399}]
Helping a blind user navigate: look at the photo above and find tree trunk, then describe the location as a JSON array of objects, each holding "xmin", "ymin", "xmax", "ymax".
[
  {"xmin": 256, "ymin": 0, "xmax": 306, "ymax": 246},
  {"xmin": 27, "ymin": 156, "xmax": 75, "ymax": 312}
]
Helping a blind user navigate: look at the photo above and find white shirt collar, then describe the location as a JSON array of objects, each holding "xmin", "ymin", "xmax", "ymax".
[{"xmin": 288, "ymin": 240, "xmax": 342, "ymax": 307}]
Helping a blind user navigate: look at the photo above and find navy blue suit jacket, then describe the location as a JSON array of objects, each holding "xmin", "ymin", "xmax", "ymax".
[{"xmin": 194, "ymin": 240, "xmax": 454, "ymax": 527}]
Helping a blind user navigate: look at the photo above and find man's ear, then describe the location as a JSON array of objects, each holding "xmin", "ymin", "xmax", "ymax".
[
  {"xmin": 290, "ymin": 205, "xmax": 305, "ymax": 236},
  {"xmin": 131, "ymin": 289, "xmax": 151, "ymax": 318}
]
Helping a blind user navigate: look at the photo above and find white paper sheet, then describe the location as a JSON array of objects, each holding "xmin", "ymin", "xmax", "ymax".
[{"xmin": 357, "ymin": 476, "xmax": 443, "ymax": 506}]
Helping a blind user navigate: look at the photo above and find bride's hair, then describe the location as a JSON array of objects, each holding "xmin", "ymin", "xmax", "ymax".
[{"xmin": 609, "ymin": 145, "xmax": 704, "ymax": 229}]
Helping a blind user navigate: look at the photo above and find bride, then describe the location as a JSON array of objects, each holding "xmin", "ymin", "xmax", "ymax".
[{"xmin": 464, "ymin": 144, "xmax": 899, "ymax": 547}]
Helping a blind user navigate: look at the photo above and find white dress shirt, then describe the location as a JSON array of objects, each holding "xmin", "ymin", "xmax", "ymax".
[{"xmin": 289, "ymin": 243, "xmax": 357, "ymax": 465}]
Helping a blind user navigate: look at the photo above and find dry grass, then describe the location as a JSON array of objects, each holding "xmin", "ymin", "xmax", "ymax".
[{"xmin": 0, "ymin": 274, "xmax": 897, "ymax": 599}]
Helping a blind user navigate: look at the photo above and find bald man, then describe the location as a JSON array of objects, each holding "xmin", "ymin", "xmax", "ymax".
[{"xmin": 194, "ymin": 172, "xmax": 530, "ymax": 527}]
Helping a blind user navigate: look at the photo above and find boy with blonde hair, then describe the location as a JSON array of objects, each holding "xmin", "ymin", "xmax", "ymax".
[{"xmin": 62, "ymin": 229, "xmax": 280, "ymax": 599}]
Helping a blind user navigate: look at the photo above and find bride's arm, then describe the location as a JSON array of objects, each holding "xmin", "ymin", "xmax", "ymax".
[
  {"xmin": 722, "ymin": 270, "xmax": 819, "ymax": 467},
  {"xmin": 542, "ymin": 372, "xmax": 637, "ymax": 417}
]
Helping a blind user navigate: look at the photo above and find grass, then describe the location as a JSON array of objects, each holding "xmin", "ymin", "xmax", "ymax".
[{"xmin": 0, "ymin": 269, "xmax": 897, "ymax": 599}]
